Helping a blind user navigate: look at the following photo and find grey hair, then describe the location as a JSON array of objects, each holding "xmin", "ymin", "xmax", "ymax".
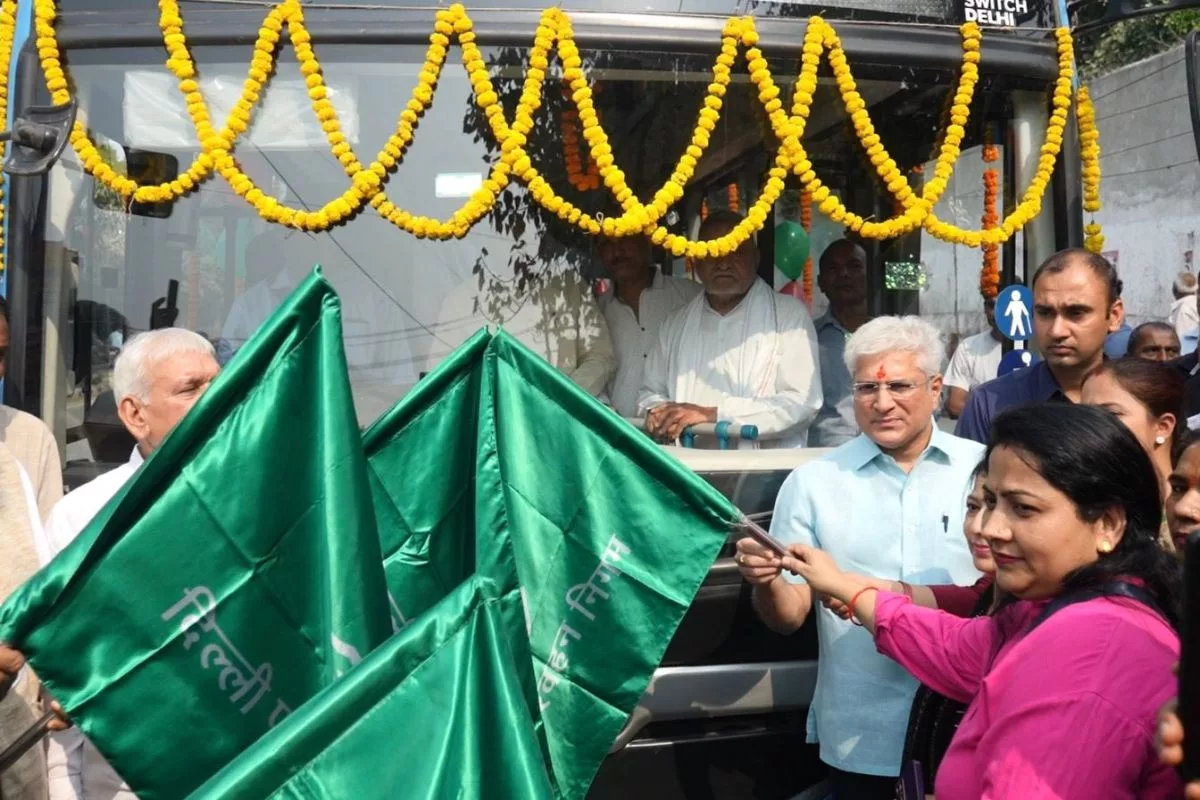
[
  {"xmin": 843, "ymin": 315, "xmax": 946, "ymax": 377},
  {"xmin": 1175, "ymin": 271, "xmax": 1197, "ymax": 296},
  {"xmin": 112, "ymin": 328, "xmax": 215, "ymax": 403}
]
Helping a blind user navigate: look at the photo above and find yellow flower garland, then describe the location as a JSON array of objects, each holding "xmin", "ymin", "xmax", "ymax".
[
  {"xmin": 1077, "ymin": 85, "xmax": 1104, "ymax": 254},
  {"xmin": 9, "ymin": 0, "xmax": 1096, "ymax": 264},
  {"xmin": 0, "ymin": 0, "xmax": 15, "ymax": 270},
  {"xmin": 776, "ymin": 18, "xmax": 982, "ymax": 241}
]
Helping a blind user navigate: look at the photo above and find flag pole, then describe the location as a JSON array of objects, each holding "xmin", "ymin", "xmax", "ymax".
[
  {"xmin": 0, "ymin": 710, "xmax": 54, "ymax": 774},
  {"xmin": 737, "ymin": 514, "xmax": 788, "ymax": 557}
]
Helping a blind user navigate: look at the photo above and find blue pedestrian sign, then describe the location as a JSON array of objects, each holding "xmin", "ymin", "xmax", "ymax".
[
  {"xmin": 996, "ymin": 284, "xmax": 1034, "ymax": 342},
  {"xmin": 998, "ymin": 348, "xmax": 1039, "ymax": 377}
]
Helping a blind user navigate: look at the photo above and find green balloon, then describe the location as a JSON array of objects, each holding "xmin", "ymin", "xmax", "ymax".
[{"xmin": 774, "ymin": 220, "xmax": 810, "ymax": 280}]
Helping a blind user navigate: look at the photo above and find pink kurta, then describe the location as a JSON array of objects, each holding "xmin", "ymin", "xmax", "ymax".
[{"xmin": 874, "ymin": 591, "xmax": 1182, "ymax": 799}]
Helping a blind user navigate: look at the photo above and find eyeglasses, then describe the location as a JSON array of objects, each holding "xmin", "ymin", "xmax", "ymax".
[{"xmin": 851, "ymin": 379, "xmax": 931, "ymax": 399}]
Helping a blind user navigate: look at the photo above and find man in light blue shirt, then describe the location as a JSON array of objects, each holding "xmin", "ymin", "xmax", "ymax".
[{"xmin": 735, "ymin": 316, "xmax": 982, "ymax": 798}]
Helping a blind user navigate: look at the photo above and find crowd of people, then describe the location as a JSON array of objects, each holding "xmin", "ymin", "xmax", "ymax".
[
  {"xmin": 728, "ymin": 246, "xmax": 1198, "ymax": 797},
  {"xmin": 0, "ymin": 223, "xmax": 1199, "ymax": 799}
]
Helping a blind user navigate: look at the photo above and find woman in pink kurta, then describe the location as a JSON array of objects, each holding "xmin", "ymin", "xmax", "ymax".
[
  {"xmin": 781, "ymin": 404, "xmax": 1184, "ymax": 799},
  {"xmin": 873, "ymin": 586, "xmax": 1178, "ymax": 797}
]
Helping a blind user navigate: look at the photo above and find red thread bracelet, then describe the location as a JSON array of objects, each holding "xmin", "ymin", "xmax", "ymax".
[{"xmin": 847, "ymin": 586, "xmax": 879, "ymax": 626}]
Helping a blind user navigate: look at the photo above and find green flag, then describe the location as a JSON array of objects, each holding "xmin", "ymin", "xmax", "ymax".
[
  {"xmin": 364, "ymin": 329, "xmax": 736, "ymax": 798},
  {"xmin": 191, "ymin": 575, "xmax": 554, "ymax": 799},
  {"xmin": 362, "ymin": 329, "xmax": 488, "ymax": 631},
  {"xmin": 0, "ymin": 270, "xmax": 392, "ymax": 800}
]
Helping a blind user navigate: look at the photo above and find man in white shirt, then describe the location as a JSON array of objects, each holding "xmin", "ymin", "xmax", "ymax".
[
  {"xmin": 638, "ymin": 210, "xmax": 822, "ymax": 448},
  {"xmin": 0, "ymin": 441, "xmax": 54, "ymax": 800},
  {"xmin": 944, "ymin": 295, "xmax": 1002, "ymax": 418},
  {"xmin": 433, "ymin": 261, "xmax": 616, "ymax": 399},
  {"xmin": 42, "ymin": 328, "xmax": 220, "ymax": 800},
  {"xmin": 596, "ymin": 236, "xmax": 701, "ymax": 417},
  {"xmin": 0, "ymin": 296, "xmax": 62, "ymax": 521},
  {"xmin": 1168, "ymin": 271, "xmax": 1198, "ymax": 340}
]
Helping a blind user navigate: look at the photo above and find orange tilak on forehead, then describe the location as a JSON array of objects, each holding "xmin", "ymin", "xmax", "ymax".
[{"xmin": 875, "ymin": 365, "xmax": 887, "ymax": 380}]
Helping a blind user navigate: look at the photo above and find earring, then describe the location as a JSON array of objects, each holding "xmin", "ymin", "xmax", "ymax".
[
  {"xmin": 1098, "ymin": 540, "xmax": 1113, "ymax": 554},
  {"xmin": 1155, "ymin": 435, "xmax": 1166, "ymax": 445}
]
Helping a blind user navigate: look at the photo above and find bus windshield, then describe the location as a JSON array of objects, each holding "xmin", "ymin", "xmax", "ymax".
[{"xmin": 22, "ymin": 11, "xmax": 1065, "ymax": 480}]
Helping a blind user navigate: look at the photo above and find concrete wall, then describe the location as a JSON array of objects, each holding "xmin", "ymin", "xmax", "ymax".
[{"xmin": 1090, "ymin": 45, "xmax": 1200, "ymax": 327}]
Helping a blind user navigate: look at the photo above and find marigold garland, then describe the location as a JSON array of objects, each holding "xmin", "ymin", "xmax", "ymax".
[
  {"xmin": 561, "ymin": 107, "xmax": 599, "ymax": 192},
  {"xmin": 800, "ymin": 190, "xmax": 813, "ymax": 302},
  {"xmin": 0, "ymin": 0, "xmax": 15, "ymax": 270},
  {"xmin": 1077, "ymin": 86, "xmax": 1104, "ymax": 254},
  {"xmin": 727, "ymin": 182, "xmax": 739, "ymax": 213},
  {"xmin": 980, "ymin": 147, "xmax": 1000, "ymax": 299},
  {"xmin": 1, "ymin": 0, "xmax": 1101, "ymax": 272}
]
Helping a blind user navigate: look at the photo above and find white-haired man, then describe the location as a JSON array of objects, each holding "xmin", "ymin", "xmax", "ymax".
[
  {"xmin": 735, "ymin": 316, "xmax": 982, "ymax": 799},
  {"xmin": 42, "ymin": 327, "xmax": 219, "ymax": 800},
  {"xmin": 638, "ymin": 210, "xmax": 822, "ymax": 448},
  {"xmin": 1169, "ymin": 271, "xmax": 1198, "ymax": 342}
]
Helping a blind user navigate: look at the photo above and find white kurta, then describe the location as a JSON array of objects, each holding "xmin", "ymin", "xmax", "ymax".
[
  {"xmin": 944, "ymin": 330, "xmax": 1003, "ymax": 392},
  {"xmin": 1169, "ymin": 295, "xmax": 1199, "ymax": 338},
  {"xmin": 433, "ymin": 269, "xmax": 616, "ymax": 398},
  {"xmin": 599, "ymin": 269, "xmax": 701, "ymax": 417},
  {"xmin": 42, "ymin": 450, "xmax": 143, "ymax": 800},
  {"xmin": 638, "ymin": 279, "xmax": 822, "ymax": 448}
]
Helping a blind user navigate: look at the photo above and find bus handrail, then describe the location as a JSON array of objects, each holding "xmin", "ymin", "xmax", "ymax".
[{"xmin": 622, "ymin": 417, "xmax": 760, "ymax": 449}]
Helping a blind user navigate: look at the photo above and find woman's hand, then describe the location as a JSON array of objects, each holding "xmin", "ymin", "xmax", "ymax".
[
  {"xmin": 1157, "ymin": 695, "xmax": 1200, "ymax": 799},
  {"xmin": 734, "ymin": 538, "xmax": 784, "ymax": 585},
  {"xmin": 781, "ymin": 544, "xmax": 854, "ymax": 599}
]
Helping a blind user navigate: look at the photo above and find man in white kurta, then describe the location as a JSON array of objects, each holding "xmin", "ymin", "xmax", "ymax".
[
  {"xmin": 433, "ymin": 260, "xmax": 616, "ymax": 398},
  {"xmin": 1169, "ymin": 271, "xmax": 1199, "ymax": 340},
  {"xmin": 944, "ymin": 295, "xmax": 1002, "ymax": 418},
  {"xmin": 638, "ymin": 211, "xmax": 822, "ymax": 448},
  {"xmin": 0, "ymin": 442, "xmax": 53, "ymax": 800},
  {"xmin": 42, "ymin": 329, "xmax": 220, "ymax": 800},
  {"xmin": 596, "ymin": 236, "xmax": 701, "ymax": 417}
]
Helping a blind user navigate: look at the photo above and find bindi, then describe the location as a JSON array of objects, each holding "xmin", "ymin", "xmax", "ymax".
[{"xmin": 874, "ymin": 365, "xmax": 887, "ymax": 380}]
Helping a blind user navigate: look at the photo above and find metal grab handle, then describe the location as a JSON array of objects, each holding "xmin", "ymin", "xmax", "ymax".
[{"xmin": 622, "ymin": 417, "xmax": 759, "ymax": 447}]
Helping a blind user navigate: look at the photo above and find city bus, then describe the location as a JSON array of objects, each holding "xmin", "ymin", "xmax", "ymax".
[{"xmin": 0, "ymin": 0, "xmax": 1150, "ymax": 795}]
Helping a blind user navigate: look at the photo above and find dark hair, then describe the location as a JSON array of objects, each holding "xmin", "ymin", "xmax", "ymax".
[
  {"xmin": 986, "ymin": 403, "xmax": 1182, "ymax": 628},
  {"xmin": 1031, "ymin": 248, "xmax": 1123, "ymax": 306},
  {"xmin": 698, "ymin": 209, "xmax": 747, "ymax": 242},
  {"xmin": 1085, "ymin": 357, "xmax": 1187, "ymax": 460},
  {"xmin": 971, "ymin": 459, "xmax": 988, "ymax": 481},
  {"xmin": 1127, "ymin": 321, "xmax": 1180, "ymax": 355},
  {"xmin": 0, "ymin": 294, "xmax": 6, "ymax": 324},
  {"xmin": 818, "ymin": 239, "xmax": 865, "ymax": 272}
]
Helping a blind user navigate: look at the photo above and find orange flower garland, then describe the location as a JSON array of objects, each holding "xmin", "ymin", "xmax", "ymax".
[
  {"xmin": 561, "ymin": 83, "xmax": 599, "ymax": 192},
  {"xmin": 727, "ymin": 182, "xmax": 739, "ymax": 213},
  {"xmin": 800, "ymin": 190, "xmax": 813, "ymax": 302},
  {"xmin": 980, "ymin": 144, "xmax": 1000, "ymax": 299}
]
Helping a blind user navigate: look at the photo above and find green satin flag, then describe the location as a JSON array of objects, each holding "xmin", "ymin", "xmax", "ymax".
[
  {"xmin": 0, "ymin": 270, "xmax": 392, "ymax": 800},
  {"xmin": 191, "ymin": 576, "xmax": 554, "ymax": 799},
  {"xmin": 364, "ymin": 329, "xmax": 737, "ymax": 798}
]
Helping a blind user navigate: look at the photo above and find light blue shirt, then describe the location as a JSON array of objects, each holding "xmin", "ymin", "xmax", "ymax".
[
  {"xmin": 772, "ymin": 426, "xmax": 984, "ymax": 776},
  {"xmin": 1183, "ymin": 330, "xmax": 1198, "ymax": 357}
]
